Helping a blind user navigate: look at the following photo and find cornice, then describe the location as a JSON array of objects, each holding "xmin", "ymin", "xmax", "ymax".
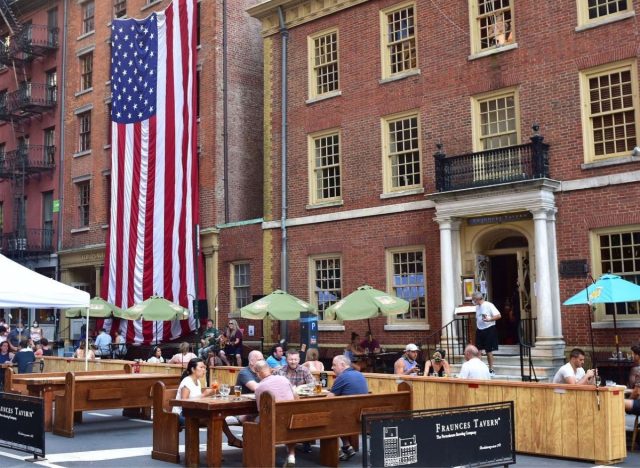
[{"xmin": 248, "ymin": 0, "xmax": 370, "ymax": 37}]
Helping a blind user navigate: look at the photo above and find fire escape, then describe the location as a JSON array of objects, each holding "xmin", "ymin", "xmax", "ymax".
[{"xmin": 0, "ymin": 0, "xmax": 58, "ymax": 259}]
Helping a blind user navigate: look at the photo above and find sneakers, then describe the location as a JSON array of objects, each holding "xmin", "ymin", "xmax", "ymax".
[
  {"xmin": 283, "ymin": 455, "xmax": 296, "ymax": 467},
  {"xmin": 339, "ymin": 445, "xmax": 356, "ymax": 461},
  {"xmin": 301, "ymin": 442, "xmax": 312, "ymax": 453},
  {"xmin": 489, "ymin": 368, "xmax": 495, "ymax": 375}
]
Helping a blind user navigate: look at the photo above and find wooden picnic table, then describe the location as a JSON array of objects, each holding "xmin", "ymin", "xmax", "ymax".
[{"xmin": 170, "ymin": 395, "xmax": 257, "ymax": 467}]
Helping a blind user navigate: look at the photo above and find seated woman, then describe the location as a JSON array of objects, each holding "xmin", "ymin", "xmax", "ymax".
[
  {"xmin": 302, "ymin": 347, "xmax": 324, "ymax": 372},
  {"xmin": 172, "ymin": 358, "xmax": 215, "ymax": 425},
  {"xmin": 424, "ymin": 349, "xmax": 451, "ymax": 377},
  {"xmin": 345, "ymin": 332, "xmax": 366, "ymax": 371},
  {"xmin": 74, "ymin": 340, "xmax": 96, "ymax": 360},
  {"xmin": 30, "ymin": 321, "xmax": 44, "ymax": 345},
  {"xmin": 147, "ymin": 346, "xmax": 165, "ymax": 363},
  {"xmin": 168, "ymin": 342, "xmax": 198, "ymax": 367}
]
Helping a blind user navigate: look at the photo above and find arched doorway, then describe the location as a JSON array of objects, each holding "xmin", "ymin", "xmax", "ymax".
[{"xmin": 474, "ymin": 228, "xmax": 531, "ymax": 345}]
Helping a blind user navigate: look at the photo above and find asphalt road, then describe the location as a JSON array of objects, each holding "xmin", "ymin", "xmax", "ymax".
[{"xmin": 0, "ymin": 409, "xmax": 638, "ymax": 467}]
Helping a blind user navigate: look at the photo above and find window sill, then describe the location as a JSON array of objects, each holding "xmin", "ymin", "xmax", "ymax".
[
  {"xmin": 592, "ymin": 320, "xmax": 640, "ymax": 329},
  {"xmin": 468, "ymin": 42, "xmax": 518, "ymax": 61},
  {"xmin": 384, "ymin": 323, "xmax": 430, "ymax": 331},
  {"xmin": 380, "ymin": 187, "xmax": 424, "ymax": 199},
  {"xmin": 77, "ymin": 31, "xmax": 95, "ymax": 41},
  {"xmin": 75, "ymin": 88, "xmax": 93, "ymax": 98},
  {"xmin": 103, "ymin": 144, "xmax": 111, "ymax": 150},
  {"xmin": 306, "ymin": 90, "xmax": 342, "ymax": 105},
  {"xmin": 318, "ymin": 323, "xmax": 346, "ymax": 332},
  {"xmin": 575, "ymin": 10, "xmax": 635, "ymax": 32},
  {"xmin": 101, "ymin": 224, "xmax": 109, "ymax": 230},
  {"xmin": 581, "ymin": 155, "xmax": 640, "ymax": 170},
  {"xmin": 379, "ymin": 69, "xmax": 421, "ymax": 85},
  {"xmin": 70, "ymin": 227, "xmax": 90, "ymax": 234},
  {"xmin": 306, "ymin": 200, "xmax": 344, "ymax": 210},
  {"xmin": 73, "ymin": 150, "xmax": 92, "ymax": 158},
  {"xmin": 141, "ymin": 0, "xmax": 163, "ymax": 12}
]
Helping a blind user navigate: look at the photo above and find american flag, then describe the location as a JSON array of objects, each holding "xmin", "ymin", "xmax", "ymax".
[{"xmin": 102, "ymin": 0, "xmax": 200, "ymax": 344}]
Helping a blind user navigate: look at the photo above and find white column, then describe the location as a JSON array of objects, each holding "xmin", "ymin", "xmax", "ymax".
[
  {"xmin": 451, "ymin": 220, "xmax": 463, "ymax": 307},
  {"xmin": 532, "ymin": 209, "xmax": 554, "ymax": 340},
  {"xmin": 437, "ymin": 217, "xmax": 456, "ymax": 330},
  {"xmin": 546, "ymin": 210, "xmax": 564, "ymax": 340}
]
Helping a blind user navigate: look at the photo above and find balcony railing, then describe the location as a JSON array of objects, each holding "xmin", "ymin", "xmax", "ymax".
[
  {"xmin": 434, "ymin": 126, "xmax": 550, "ymax": 192},
  {"xmin": 0, "ymin": 228, "xmax": 55, "ymax": 258},
  {"xmin": 0, "ymin": 145, "xmax": 56, "ymax": 175},
  {"xmin": 0, "ymin": 24, "xmax": 58, "ymax": 65},
  {"xmin": 0, "ymin": 83, "xmax": 57, "ymax": 121}
]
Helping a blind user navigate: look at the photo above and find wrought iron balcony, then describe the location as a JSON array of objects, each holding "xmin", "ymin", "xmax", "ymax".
[
  {"xmin": 434, "ymin": 127, "xmax": 550, "ymax": 192},
  {"xmin": 0, "ymin": 228, "xmax": 55, "ymax": 259},
  {"xmin": 0, "ymin": 145, "xmax": 55, "ymax": 179},
  {"xmin": 0, "ymin": 83, "xmax": 57, "ymax": 121},
  {"xmin": 0, "ymin": 24, "xmax": 58, "ymax": 65}
]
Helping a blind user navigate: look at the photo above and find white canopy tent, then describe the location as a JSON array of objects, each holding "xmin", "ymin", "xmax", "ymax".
[{"xmin": 0, "ymin": 253, "xmax": 90, "ymax": 369}]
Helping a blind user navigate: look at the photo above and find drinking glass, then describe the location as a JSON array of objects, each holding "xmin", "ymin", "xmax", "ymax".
[
  {"xmin": 233, "ymin": 385, "xmax": 242, "ymax": 399},
  {"xmin": 211, "ymin": 378, "xmax": 219, "ymax": 398},
  {"xmin": 314, "ymin": 380, "xmax": 322, "ymax": 394},
  {"xmin": 219, "ymin": 384, "xmax": 230, "ymax": 399},
  {"xmin": 595, "ymin": 375, "xmax": 602, "ymax": 387}
]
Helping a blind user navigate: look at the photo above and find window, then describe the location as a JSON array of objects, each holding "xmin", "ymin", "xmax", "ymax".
[
  {"xmin": 381, "ymin": 3, "xmax": 417, "ymax": 78},
  {"xmin": 42, "ymin": 191, "xmax": 53, "ymax": 249},
  {"xmin": 231, "ymin": 263, "xmax": 251, "ymax": 311},
  {"xmin": 44, "ymin": 127, "xmax": 55, "ymax": 164},
  {"xmin": 77, "ymin": 181, "xmax": 90, "ymax": 227},
  {"xmin": 0, "ymin": 143, "xmax": 5, "ymax": 168},
  {"xmin": 309, "ymin": 131, "xmax": 341, "ymax": 204},
  {"xmin": 107, "ymin": 103, "xmax": 112, "ymax": 145},
  {"xmin": 472, "ymin": 89, "xmax": 520, "ymax": 150},
  {"xmin": 578, "ymin": 0, "xmax": 632, "ymax": 26},
  {"xmin": 470, "ymin": 0, "xmax": 514, "ymax": 54},
  {"xmin": 387, "ymin": 247, "xmax": 426, "ymax": 321},
  {"xmin": 105, "ymin": 174, "xmax": 112, "ymax": 223},
  {"xmin": 114, "ymin": 0, "xmax": 127, "ymax": 18},
  {"xmin": 80, "ymin": 52, "xmax": 93, "ymax": 91},
  {"xmin": 78, "ymin": 111, "xmax": 91, "ymax": 152},
  {"xmin": 82, "ymin": 1, "xmax": 95, "ymax": 35},
  {"xmin": 594, "ymin": 227, "xmax": 640, "ymax": 319},
  {"xmin": 0, "ymin": 89, "xmax": 6, "ymax": 112},
  {"xmin": 308, "ymin": 29, "xmax": 339, "ymax": 98},
  {"xmin": 46, "ymin": 69, "xmax": 57, "ymax": 103},
  {"xmin": 0, "ymin": 201, "xmax": 3, "ymax": 235},
  {"xmin": 580, "ymin": 60, "xmax": 639, "ymax": 162},
  {"xmin": 310, "ymin": 256, "xmax": 342, "ymax": 321},
  {"xmin": 382, "ymin": 112, "xmax": 422, "ymax": 192},
  {"xmin": 47, "ymin": 8, "xmax": 58, "ymax": 46}
]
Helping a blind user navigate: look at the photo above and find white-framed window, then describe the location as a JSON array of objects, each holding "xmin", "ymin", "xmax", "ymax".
[
  {"xmin": 80, "ymin": 52, "xmax": 93, "ymax": 91},
  {"xmin": 114, "ymin": 0, "xmax": 127, "ymax": 18},
  {"xmin": 380, "ymin": 2, "xmax": 417, "ymax": 79},
  {"xmin": 386, "ymin": 247, "xmax": 427, "ymax": 322},
  {"xmin": 309, "ymin": 255, "xmax": 342, "ymax": 321},
  {"xmin": 579, "ymin": 60, "xmax": 639, "ymax": 162},
  {"xmin": 77, "ymin": 181, "xmax": 90, "ymax": 227},
  {"xmin": 577, "ymin": 0, "xmax": 632, "ymax": 27},
  {"xmin": 78, "ymin": 111, "xmax": 91, "ymax": 152},
  {"xmin": 308, "ymin": 130, "xmax": 341, "ymax": 205},
  {"xmin": 472, "ymin": 88, "xmax": 520, "ymax": 151},
  {"xmin": 44, "ymin": 127, "xmax": 55, "ymax": 164},
  {"xmin": 308, "ymin": 29, "xmax": 339, "ymax": 99},
  {"xmin": 231, "ymin": 262, "xmax": 251, "ymax": 311},
  {"xmin": 82, "ymin": 1, "xmax": 95, "ymax": 35},
  {"xmin": 381, "ymin": 111, "xmax": 422, "ymax": 193},
  {"xmin": 469, "ymin": 0, "xmax": 515, "ymax": 54},
  {"xmin": 592, "ymin": 226, "xmax": 640, "ymax": 320}
]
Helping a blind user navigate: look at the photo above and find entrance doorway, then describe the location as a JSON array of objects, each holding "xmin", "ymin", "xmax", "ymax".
[{"xmin": 489, "ymin": 254, "xmax": 519, "ymax": 345}]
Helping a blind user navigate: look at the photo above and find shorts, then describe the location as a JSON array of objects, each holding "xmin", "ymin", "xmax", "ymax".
[
  {"xmin": 476, "ymin": 326, "xmax": 499, "ymax": 353},
  {"xmin": 631, "ymin": 399, "xmax": 640, "ymax": 416}
]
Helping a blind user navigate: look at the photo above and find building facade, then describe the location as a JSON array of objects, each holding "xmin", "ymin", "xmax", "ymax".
[
  {"xmin": 0, "ymin": 0, "xmax": 63, "ymax": 340},
  {"xmin": 241, "ymin": 0, "xmax": 640, "ymax": 359}
]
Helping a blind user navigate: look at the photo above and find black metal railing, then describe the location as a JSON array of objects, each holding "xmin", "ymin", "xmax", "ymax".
[
  {"xmin": 16, "ymin": 24, "xmax": 59, "ymax": 52},
  {"xmin": 423, "ymin": 316, "xmax": 473, "ymax": 366},
  {"xmin": 11, "ymin": 83, "xmax": 57, "ymax": 109},
  {"xmin": 1, "ymin": 145, "xmax": 55, "ymax": 173},
  {"xmin": 518, "ymin": 317, "xmax": 538, "ymax": 382},
  {"xmin": 434, "ymin": 125, "xmax": 550, "ymax": 192},
  {"xmin": 0, "ymin": 228, "xmax": 55, "ymax": 258}
]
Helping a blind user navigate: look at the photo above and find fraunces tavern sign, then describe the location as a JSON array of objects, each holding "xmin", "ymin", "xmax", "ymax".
[{"xmin": 0, "ymin": 392, "xmax": 45, "ymax": 458}]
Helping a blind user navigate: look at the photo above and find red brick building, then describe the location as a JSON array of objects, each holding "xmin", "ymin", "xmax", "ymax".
[
  {"xmin": 55, "ymin": 0, "xmax": 263, "ymax": 341},
  {"xmin": 238, "ymin": 0, "xmax": 640, "ymax": 365},
  {"xmin": 0, "ymin": 0, "xmax": 62, "ymax": 339}
]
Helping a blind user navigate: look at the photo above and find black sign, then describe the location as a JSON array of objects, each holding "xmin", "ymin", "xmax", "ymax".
[
  {"xmin": 467, "ymin": 212, "xmax": 532, "ymax": 226},
  {"xmin": 319, "ymin": 372, "xmax": 328, "ymax": 388},
  {"xmin": 559, "ymin": 260, "xmax": 588, "ymax": 278},
  {"xmin": 0, "ymin": 392, "xmax": 45, "ymax": 457},
  {"xmin": 363, "ymin": 402, "xmax": 514, "ymax": 468}
]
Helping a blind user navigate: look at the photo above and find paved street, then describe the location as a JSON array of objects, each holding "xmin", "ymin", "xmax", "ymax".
[{"xmin": 0, "ymin": 409, "xmax": 639, "ymax": 467}]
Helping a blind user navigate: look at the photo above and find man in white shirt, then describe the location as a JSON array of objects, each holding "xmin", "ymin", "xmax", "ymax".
[
  {"xmin": 94, "ymin": 329, "xmax": 112, "ymax": 357},
  {"xmin": 472, "ymin": 292, "xmax": 501, "ymax": 374},
  {"xmin": 459, "ymin": 344, "xmax": 491, "ymax": 380},
  {"xmin": 552, "ymin": 348, "xmax": 595, "ymax": 384}
]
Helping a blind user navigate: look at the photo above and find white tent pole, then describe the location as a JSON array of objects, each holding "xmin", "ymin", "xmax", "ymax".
[{"xmin": 85, "ymin": 307, "xmax": 89, "ymax": 371}]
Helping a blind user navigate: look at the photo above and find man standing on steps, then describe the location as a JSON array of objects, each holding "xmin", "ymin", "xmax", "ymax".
[{"xmin": 472, "ymin": 291, "xmax": 501, "ymax": 375}]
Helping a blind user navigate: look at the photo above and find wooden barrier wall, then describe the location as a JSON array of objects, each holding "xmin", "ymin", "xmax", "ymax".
[
  {"xmin": 42, "ymin": 357, "xmax": 183, "ymax": 375},
  {"xmin": 211, "ymin": 366, "xmax": 626, "ymax": 464}
]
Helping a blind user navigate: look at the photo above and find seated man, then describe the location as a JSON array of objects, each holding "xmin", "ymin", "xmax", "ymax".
[
  {"xmin": 394, "ymin": 344, "xmax": 420, "ymax": 376},
  {"xmin": 254, "ymin": 360, "xmax": 298, "ymax": 467},
  {"xmin": 12, "ymin": 338, "xmax": 36, "ymax": 374},
  {"xmin": 277, "ymin": 349, "xmax": 314, "ymax": 387},
  {"xmin": 266, "ymin": 344, "xmax": 287, "ymax": 369},
  {"xmin": 359, "ymin": 331, "xmax": 380, "ymax": 354},
  {"xmin": 329, "ymin": 355, "xmax": 368, "ymax": 461},
  {"xmin": 459, "ymin": 345, "xmax": 491, "ymax": 380},
  {"xmin": 552, "ymin": 348, "xmax": 595, "ymax": 385},
  {"xmin": 94, "ymin": 328, "xmax": 112, "ymax": 357},
  {"xmin": 198, "ymin": 319, "xmax": 221, "ymax": 363}
]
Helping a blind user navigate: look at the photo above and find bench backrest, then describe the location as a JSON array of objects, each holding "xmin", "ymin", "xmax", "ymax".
[
  {"xmin": 262, "ymin": 382, "xmax": 412, "ymax": 444},
  {"xmin": 4, "ymin": 366, "xmax": 131, "ymax": 392},
  {"xmin": 153, "ymin": 380, "xmax": 180, "ymax": 414}
]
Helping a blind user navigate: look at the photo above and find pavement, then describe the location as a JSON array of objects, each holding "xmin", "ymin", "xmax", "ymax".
[{"xmin": 0, "ymin": 409, "xmax": 639, "ymax": 467}]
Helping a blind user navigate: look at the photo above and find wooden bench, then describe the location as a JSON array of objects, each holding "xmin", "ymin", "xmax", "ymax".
[
  {"xmin": 242, "ymin": 382, "xmax": 412, "ymax": 467},
  {"xmin": 151, "ymin": 381, "xmax": 182, "ymax": 463},
  {"xmin": 53, "ymin": 372, "xmax": 181, "ymax": 437}
]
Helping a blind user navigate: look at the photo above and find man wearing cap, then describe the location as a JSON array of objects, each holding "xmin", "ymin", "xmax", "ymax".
[{"xmin": 394, "ymin": 344, "xmax": 420, "ymax": 376}]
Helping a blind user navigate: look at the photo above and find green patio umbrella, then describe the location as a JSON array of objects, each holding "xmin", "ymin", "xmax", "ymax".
[
  {"xmin": 324, "ymin": 285, "xmax": 410, "ymax": 328},
  {"xmin": 124, "ymin": 295, "xmax": 191, "ymax": 321},
  {"xmin": 240, "ymin": 289, "xmax": 315, "ymax": 320},
  {"xmin": 64, "ymin": 296, "xmax": 124, "ymax": 318}
]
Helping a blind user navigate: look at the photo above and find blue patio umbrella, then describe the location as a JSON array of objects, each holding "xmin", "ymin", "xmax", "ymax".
[{"xmin": 564, "ymin": 274, "xmax": 640, "ymax": 358}]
